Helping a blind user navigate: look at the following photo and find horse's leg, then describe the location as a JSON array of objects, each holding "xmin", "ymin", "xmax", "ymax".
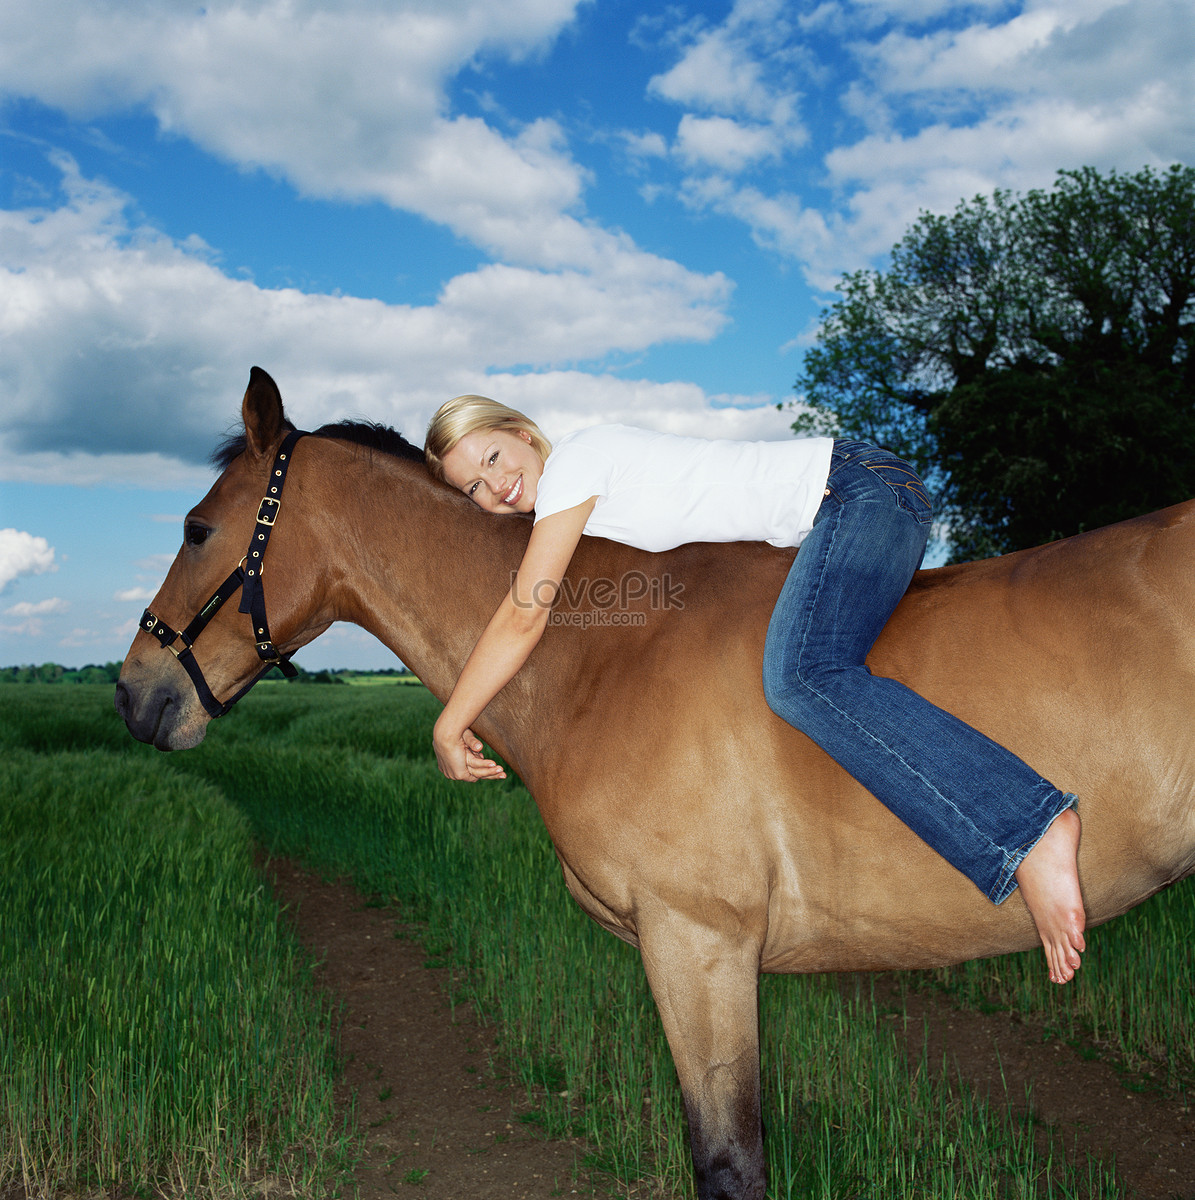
[{"xmin": 638, "ymin": 915, "xmax": 765, "ymax": 1200}]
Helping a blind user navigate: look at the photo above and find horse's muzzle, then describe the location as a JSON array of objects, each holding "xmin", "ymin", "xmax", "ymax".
[{"xmin": 114, "ymin": 678, "xmax": 207, "ymax": 751}]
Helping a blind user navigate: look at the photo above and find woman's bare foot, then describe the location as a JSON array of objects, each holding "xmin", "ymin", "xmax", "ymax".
[{"xmin": 1014, "ymin": 807, "xmax": 1086, "ymax": 984}]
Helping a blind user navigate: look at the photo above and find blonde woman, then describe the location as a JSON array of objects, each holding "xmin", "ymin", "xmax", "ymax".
[{"xmin": 424, "ymin": 396, "xmax": 1086, "ymax": 984}]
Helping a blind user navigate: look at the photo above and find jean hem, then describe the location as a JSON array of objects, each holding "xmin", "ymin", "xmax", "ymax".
[{"xmin": 987, "ymin": 792, "xmax": 1079, "ymax": 904}]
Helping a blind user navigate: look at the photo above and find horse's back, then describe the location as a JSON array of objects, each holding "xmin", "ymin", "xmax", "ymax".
[
  {"xmin": 879, "ymin": 502, "xmax": 1195, "ymax": 922},
  {"xmin": 547, "ymin": 503, "xmax": 1195, "ymax": 971}
]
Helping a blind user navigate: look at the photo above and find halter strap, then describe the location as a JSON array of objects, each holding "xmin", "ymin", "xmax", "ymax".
[
  {"xmin": 139, "ymin": 429, "xmax": 306, "ymax": 719},
  {"xmin": 239, "ymin": 429, "xmax": 304, "ymax": 669}
]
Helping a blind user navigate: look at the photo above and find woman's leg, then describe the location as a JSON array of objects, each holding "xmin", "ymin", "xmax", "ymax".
[{"xmin": 762, "ymin": 441, "xmax": 1084, "ymax": 978}]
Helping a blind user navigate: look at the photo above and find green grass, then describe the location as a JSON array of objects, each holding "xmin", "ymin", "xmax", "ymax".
[
  {"xmin": 0, "ymin": 697, "xmax": 355, "ymax": 1197},
  {"xmin": 3, "ymin": 683, "xmax": 1169, "ymax": 1196},
  {"xmin": 900, "ymin": 874, "xmax": 1195, "ymax": 1091}
]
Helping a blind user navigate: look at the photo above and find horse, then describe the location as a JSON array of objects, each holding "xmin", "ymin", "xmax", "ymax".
[{"xmin": 116, "ymin": 367, "xmax": 1195, "ymax": 1200}]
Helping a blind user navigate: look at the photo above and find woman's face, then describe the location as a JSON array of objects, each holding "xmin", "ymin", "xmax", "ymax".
[{"xmin": 440, "ymin": 427, "xmax": 544, "ymax": 514}]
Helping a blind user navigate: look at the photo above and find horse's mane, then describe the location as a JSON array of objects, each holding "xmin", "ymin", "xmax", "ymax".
[{"xmin": 210, "ymin": 419, "xmax": 426, "ymax": 471}]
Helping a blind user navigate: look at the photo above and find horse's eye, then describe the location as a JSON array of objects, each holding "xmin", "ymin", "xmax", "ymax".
[{"xmin": 184, "ymin": 522, "xmax": 210, "ymax": 547}]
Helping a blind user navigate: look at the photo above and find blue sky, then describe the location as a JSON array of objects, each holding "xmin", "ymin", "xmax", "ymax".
[{"xmin": 1, "ymin": 0, "xmax": 1191, "ymax": 670}]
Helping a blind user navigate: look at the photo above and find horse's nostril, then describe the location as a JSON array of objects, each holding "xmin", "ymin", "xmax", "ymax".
[{"xmin": 114, "ymin": 680, "xmax": 131, "ymax": 719}]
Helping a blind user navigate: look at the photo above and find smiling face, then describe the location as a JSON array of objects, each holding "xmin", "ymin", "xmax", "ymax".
[{"xmin": 440, "ymin": 426, "xmax": 545, "ymax": 514}]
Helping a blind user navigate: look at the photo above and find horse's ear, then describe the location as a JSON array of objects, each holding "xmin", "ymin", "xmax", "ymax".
[{"xmin": 241, "ymin": 367, "xmax": 286, "ymax": 460}]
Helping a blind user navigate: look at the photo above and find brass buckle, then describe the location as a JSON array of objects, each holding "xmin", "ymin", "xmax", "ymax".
[
  {"xmin": 144, "ymin": 610, "xmax": 178, "ymax": 654},
  {"xmin": 257, "ymin": 496, "xmax": 280, "ymax": 526}
]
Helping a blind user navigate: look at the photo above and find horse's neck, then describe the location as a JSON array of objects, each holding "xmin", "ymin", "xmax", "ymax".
[{"xmin": 315, "ymin": 443, "xmax": 543, "ymax": 764}]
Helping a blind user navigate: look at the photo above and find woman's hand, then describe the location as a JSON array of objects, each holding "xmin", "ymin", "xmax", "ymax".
[
  {"xmin": 430, "ymin": 497, "xmax": 596, "ymax": 784},
  {"xmin": 433, "ymin": 719, "xmax": 507, "ymax": 783}
]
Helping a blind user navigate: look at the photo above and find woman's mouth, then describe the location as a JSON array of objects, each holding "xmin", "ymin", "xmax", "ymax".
[{"xmin": 502, "ymin": 476, "xmax": 523, "ymax": 506}]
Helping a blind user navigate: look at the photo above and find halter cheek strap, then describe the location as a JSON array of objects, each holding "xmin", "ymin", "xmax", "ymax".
[
  {"xmin": 140, "ymin": 430, "xmax": 306, "ymax": 719},
  {"xmin": 239, "ymin": 430, "xmax": 302, "ymax": 668}
]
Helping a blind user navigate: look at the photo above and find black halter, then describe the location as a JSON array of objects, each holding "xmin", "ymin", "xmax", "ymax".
[{"xmin": 139, "ymin": 430, "xmax": 306, "ymax": 719}]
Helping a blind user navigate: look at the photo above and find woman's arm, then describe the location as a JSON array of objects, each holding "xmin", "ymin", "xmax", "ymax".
[{"xmin": 433, "ymin": 497, "xmax": 596, "ymax": 781}]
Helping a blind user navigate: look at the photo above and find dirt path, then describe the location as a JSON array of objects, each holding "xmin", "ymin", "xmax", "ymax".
[
  {"xmin": 873, "ymin": 976, "xmax": 1195, "ymax": 1199},
  {"xmin": 266, "ymin": 860, "xmax": 604, "ymax": 1199},
  {"xmin": 269, "ymin": 860, "xmax": 1194, "ymax": 1199}
]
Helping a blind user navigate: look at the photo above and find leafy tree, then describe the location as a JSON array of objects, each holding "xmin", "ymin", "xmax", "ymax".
[
  {"xmin": 794, "ymin": 165, "xmax": 1195, "ymax": 560},
  {"xmin": 72, "ymin": 662, "xmax": 124, "ymax": 684}
]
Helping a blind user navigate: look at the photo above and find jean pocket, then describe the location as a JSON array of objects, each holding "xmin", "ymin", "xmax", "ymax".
[{"xmin": 862, "ymin": 459, "xmax": 934, "ymax": 525}]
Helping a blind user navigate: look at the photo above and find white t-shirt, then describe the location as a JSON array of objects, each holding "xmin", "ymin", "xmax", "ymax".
[{"xmin": 533, "ymin": 425, "xmax": 835, "ymax": 552}]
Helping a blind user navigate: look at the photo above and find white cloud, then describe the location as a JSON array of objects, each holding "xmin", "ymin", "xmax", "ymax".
[
  {"xmin": 828, "ymin": 0, "xmax": 1195, "ymax": 246},
  {"xmin": 679, "ymin": 176, "xmax": 843, "ymax": 283},
  {"xmin": 859, "ymin": 10, "xmax": 1067, "ymax": 95},
  {"xmin": 674, "ymin": 115, "xmax": 785, "ymax": 172},
  {"xmin": 856, "ymin": 0, "xmax": 1185, "ymax": 104},
  {"xmin": 0, "ymin": 0, "xmax": 639, "ymax": 274},
  {"xmin": 648, "ymin": 0, "xmax": 802, "ymax": 128},
  {"xmin": 822, "ymin": 89, "xmax": 1186, "ymax": 259},
  {"xmin": 0, "ymin": 529, "xmax": 57, "ymax": 591},
  {"xmin": 622, "ymin": 130, "xmax": 669, "ymax": 160},
  {"xmin": 0, "ymin": 444, "xmax": 219, "ymax": 490},
  {"xmin": 651, "ymin": 26, "xmax": 770, "ymax": 116},
  {"xmin": 58, "ymin": 626, "xmax": 108, "ymax": 649},
  {"xmin": 479, "ymin": 370, "xmax": 796, "ymax": 442},
  {"xmin": 1, "ymin": 618, "xmax": 45, "ymax": 638},
  {"xmin": 5, "ymin": 597, "xmax": 69, "ymax": 616},
  {"xmin": 135, "ymin": 554, "xmax": 179, "ymax": 574},
  {"xmin": 113, "ymin": 587, "xmax": 155, "ymax": 603},
  {"xmin": 646, "ymin": 0, "xmax": 808, "ymax": 177},
  {"xmin": 849, "ymin": 0, "xmax": 1010, "ymax": 18},
  {"xmin": 0, "ymin": 156, "xmax": 733, "ymax": 482}
]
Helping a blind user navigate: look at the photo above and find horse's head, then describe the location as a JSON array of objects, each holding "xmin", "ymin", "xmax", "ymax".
[{"xmin": 115, "ymin": 368, "xmax": 332, "ymax": 749}]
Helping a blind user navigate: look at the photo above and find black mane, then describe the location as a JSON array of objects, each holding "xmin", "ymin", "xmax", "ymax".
[{"xmin": 210, "ymin": 419, "xmax": 425, "ymax": 472}]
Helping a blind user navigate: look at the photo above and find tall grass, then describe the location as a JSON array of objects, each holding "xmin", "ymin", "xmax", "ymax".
[
  {"xmin": 0, "ymin": 699, "xmax": 354, "ymax": 1197},
  {"xmin": 903, "ymin": 875, "xmax": 1195, "ymax": 1087}
]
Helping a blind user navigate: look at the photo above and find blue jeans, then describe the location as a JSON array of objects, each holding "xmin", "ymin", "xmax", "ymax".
[{"xmin": 762, "ymin": 440, "xmax": 1075, "ymax": 903}]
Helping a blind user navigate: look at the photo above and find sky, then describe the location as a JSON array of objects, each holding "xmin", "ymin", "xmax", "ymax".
[{"xmin": 1, "ymin": 0, "xmax": 1191, "ymax": 671}]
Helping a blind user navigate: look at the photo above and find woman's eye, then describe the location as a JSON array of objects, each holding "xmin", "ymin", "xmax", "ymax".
[
  {"xmin": 489, "ymin": 451, "xmax": 499, "ymax": 465},
  {"xmin": 184, "ymin": 522, "xmax": 210, "ymax": 547},
  {"xmin": 467, "ymin": 482, "xmax": 479, "ymax": 497}
]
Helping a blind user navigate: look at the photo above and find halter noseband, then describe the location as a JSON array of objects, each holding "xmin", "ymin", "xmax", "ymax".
[{"xmin": 139, "ymin": 429, "xmax": 306, "ymax": 719}]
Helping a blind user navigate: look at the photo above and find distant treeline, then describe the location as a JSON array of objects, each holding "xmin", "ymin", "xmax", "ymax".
[
  {"xmin": 0, "ymin": 663, "xmax": 414, "ymax": 685},
  {"xmin": 2, "ymin": 663, "xmax": 125, "ymax": 685}
]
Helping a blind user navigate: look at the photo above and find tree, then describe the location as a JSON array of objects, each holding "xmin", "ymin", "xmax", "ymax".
[{"xmin": 794, "ymin": 165, "xmax": 1195, "ymax": 560}]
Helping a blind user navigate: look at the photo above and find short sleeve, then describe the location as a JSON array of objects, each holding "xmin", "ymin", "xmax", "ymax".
[{"xmin": 533, "ymin": 431, "xmax": 614, "ymax": 524}]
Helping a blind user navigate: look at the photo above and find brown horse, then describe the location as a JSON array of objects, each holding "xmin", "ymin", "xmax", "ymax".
[{"xmin": 116, "ymin": 368, "xmax": 1195, "ymax": 1200}]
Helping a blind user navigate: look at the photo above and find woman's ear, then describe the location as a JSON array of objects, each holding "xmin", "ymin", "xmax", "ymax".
[{"xmin": 517, "ymin": 429, "xmax": 532, "ymax": 443}]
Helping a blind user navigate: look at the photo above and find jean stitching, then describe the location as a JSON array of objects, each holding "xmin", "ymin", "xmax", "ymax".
[
  {"xmin": 859, "ymin": 461, "xmax": 932, "ymax": 523},
  {"xmin": 991, "ymin": 858, "xmax": 1019, "ymax": 902},
  {"xmin": 829, "ymin": 442, "xmax": 933, "ymax": 525},
  {"xmin": 989, "ymin": 791, "xmax": 1077, "ymax": 901},
  {"xmin": 790, "ymin": 500, "xmax": 1003, "ymax": 867}
]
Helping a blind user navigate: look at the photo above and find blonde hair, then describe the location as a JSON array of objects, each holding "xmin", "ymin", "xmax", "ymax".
[{"xmin": 424, "ymin": 394, "xmax": 552, "ymax": 482}]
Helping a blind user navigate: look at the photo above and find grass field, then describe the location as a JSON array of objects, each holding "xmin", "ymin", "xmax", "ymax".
[
  {"xmin": 5, "ymin": 680, "xmax": 1190, "ymax": 1196},
  {"xmin": 0, "ymin": 694, "xmax": 355, "ymax": 1197}
]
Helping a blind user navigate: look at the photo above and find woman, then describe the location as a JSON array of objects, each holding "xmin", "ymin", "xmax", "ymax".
[{"xmin": 424, "ymin": 397, "xmax": 1086, "ymax": 984}]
